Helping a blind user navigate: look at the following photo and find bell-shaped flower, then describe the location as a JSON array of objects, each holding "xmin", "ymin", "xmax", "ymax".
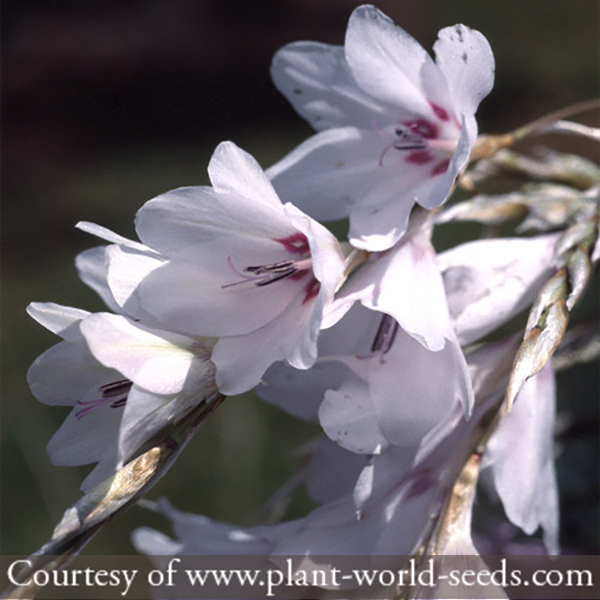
[
  {"xmin": 107, "ymin": 141, "xmax": 346, "ymax": 395},
  {"xmin": 268, "ymin": 4, "xmax": 494, "ymax": 251},
  {"xmin": 27, "ymin": 302, "xmax": 219, "ymax": 491}
]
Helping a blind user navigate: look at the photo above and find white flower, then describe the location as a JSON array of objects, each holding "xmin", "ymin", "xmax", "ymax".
[
  {"xmin": 259, "ymin": 221, "xmax": 474, "ymax": 454},
  {"xmin": 107, "ymin": 141, "xmax": 346, "ymax": 395},
  {"xmin": 268, "ymin": 4, "xmax": 494, "ymax": 251},
  {"xmin": 27, "ymin": 302, "xmax": 218, "ymax": 491}
]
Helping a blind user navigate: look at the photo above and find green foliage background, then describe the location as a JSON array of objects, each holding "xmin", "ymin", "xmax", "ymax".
[{"xmin": 2, "ymin": 0, "xmax": 598, "ymax": 555}]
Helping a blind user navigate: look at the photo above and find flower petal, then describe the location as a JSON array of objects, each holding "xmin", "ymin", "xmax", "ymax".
[
  {"xmin": 440, "ymin": 234, "xmax": 559, "ymax": 345},
  {"xmin": 27, "ymin": 337, "xmax": 119, "ymax": 406},
  {"xmin": 484, "ymin": 364, "xmax": 559, "ymax": 554},
  {"xmin": 135, "ymin": 241, "xmax": 309, "ymax": 338},
  {"xmin": 208, "ymin": 141, "xmax": 282, "ymax": 208},
  {"xmin": 345, "ymin": 5, "xmax": 441, "ymax": 118},
  {"xmin": 80, "ymin": 314, "xmax": 197, "ymax": 395},
  {"xmin": 104, "ymin": 243, "xmax": 166, "ymax": 316},
  {"xmin": 433, "ymin": 24, "xmax": 495, "ymax": 116},
  {"xmin": 212, "ymin": 290, "xmax": 318, "ymax": 395},
  {"xmin": 271, "ymin": 41, "xmax": 388, "ymax": 130},
  {"xmin": 46, "ymin": 400, "xmax": 122, "ymax": 470},
  {"xmin": 27, "ymin": 302, "xmax": 90, "ymax": 338},
  {"xmin": 75, "ymin": 247, "xmax": 121, "ymax": 312},
  {"xmin": 319, "ymin": 370, "xmax": 386, "ymax": 454},
  {"xmin": 335, "ymin": 233, "xmax": 453, "ymax": 351}
]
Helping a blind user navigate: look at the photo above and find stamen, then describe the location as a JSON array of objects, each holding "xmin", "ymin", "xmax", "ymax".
[
  {"xmin": 371, "ymin": 314, "xmax": 400, "ymax": 355},
  {"xmin": 356, "ymin": 314, "xmax": 400, "ymax": 361},
  {"xmin": 222, "ymin": 256, "xmax": 314, "ymax": 289},
  {"xmin": 76, "ymin": 379, "xmax": 132, "ymax": 419},
  {"xmin": 98, "ymin": 379, "xmax": 132, "ymax": 397}
]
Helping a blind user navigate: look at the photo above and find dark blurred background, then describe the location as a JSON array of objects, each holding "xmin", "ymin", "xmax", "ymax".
[{"xmin": 2, "ymin": 0, "xmax": 599, "ymax": 555}]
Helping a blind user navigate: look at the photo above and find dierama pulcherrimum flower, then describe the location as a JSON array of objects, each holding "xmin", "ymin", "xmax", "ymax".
[
  {"xmin": 27, "ymin": 302, "xmax": 218, "ymax": 491},
  {"xmin": 103, "ymin": 141, "xmax": 346, "ymax": 395},
  {"xmin": 268, "ymin": 4, "xmax": 494, "ymax": 251}
]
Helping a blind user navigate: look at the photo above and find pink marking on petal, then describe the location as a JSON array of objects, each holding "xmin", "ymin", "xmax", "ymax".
[
  {"xmin": 274, "ymin": 232, "xmax": 310, "ymax": 255},
  {"xmin": 290, "ymin": 270, "xmax": 308, "ymax": 281},
  {"xmin": 429, "ymin": 101, "xmax": 450, "ymax": 122},
  {"xmin": 302, "ymin": 278, "xmax": 320, "ymax": 304},
  {"xmin": 431, "ymin": 159, "xmax": 450, "ymax": 176},
  {"xmin": 406, "ymin": 150, "xmax": 433, "ymax": 165},
  {"xmin": 405, "ymin": 469, "xmax": 435, "ymax": 499},
  {"xmin": 402, "ymin": 118, "xmax": 438, "ymax": 140}
]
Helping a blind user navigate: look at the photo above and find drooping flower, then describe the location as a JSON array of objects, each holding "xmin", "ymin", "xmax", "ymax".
[
  {"xmin": 131, "ymin": 338, "xmax": 524, "ymax": 569},
  {"xmin": 268, "ymin": 4, "xmax": 495, "ymax": 251},
  {"xmin": 27, "ymin": 302, "xmax": 219, "ymax": 491},
  {"xmin": 101, "ymin": 141, "xmax": 346, "ymax": 395},
  {"xmin": 258, "ymin": 219, "xmax": 474, "ymax": 454}
]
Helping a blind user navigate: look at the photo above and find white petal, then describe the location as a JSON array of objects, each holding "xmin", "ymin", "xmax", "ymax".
[
  {"xmin": 80, "ymin": 314, "xmax": 196, "ymax": 395},
  {"xmin": 27, "ymin": 337, "xmax": 118, "ymax": 406},
  {"xmin": 319, "ymin": 371, "xmax": 387, "ymax": 454},
  {"xmin": 283, "ymin": 202, "xmax": 346, "ymax": 297},
  {"xmin": 268, "ymin": 127, "xmax": 386, "ymax": 222},
  {"xmin": 484, "ymin": 364, "xmax": 559, "ymax": 554},
  {"xmin": 207, "ymin": 141, "xmax": 282, "ymax": 208},
  {"xmin": 321, "ymin": 326, "xmax": 471, "ymax": 453},
  {"xmin": 257, "ymin": 359, "xmax": 349, "ymax": 422},
  {"xmin": 132, "ymin": 527, "xmax": 183, "ymax": 556},
  {"xmin": 271, "ymin": 41, "xmax": 389, "ymax": 130},
  {"xmin": 440, "ymin": 234, "xmax": 559, "ymax": 345},
  {"xmin": 104, "ymin": 243, "xmax": 165, "ymax": 314},
  {"xmin": 212, "ymin": 290, "xmax": 318, "ymax": 395},
  {"xmin": 135, "ymin": 185, "xmax": 290, "ymax": 258},
  {"xmin": 413, "ymin": 115, "xmax": 476, "ymax": 211},
  {"xmin": 27, "ymin": 302, "xmax": 90, "ymax": 338},
  {"xmin": 75, "ymin": 247, "xmax": 121, "ymax": 313},
  {"xmin": 434, "ymin": 24, "xmax": 495, "ymax": 116},
  {"xmin": 118, "ymin": 357, "xmax": 216, "ymax": 463},
  {"xmin": 155, "ymin": 500, "xmax": 295, "ymax": 556},
  {"xmin": 269, "ymin": 127, "xmax": 454, "ymax": 251},
  {"xmin": 76, "ymin": 221, "xmax": 152, "ymax": 253},
  {"xmin": 117, "ymin": 385, "xmax": 173, "ymax": 462},
  {"xmin": 345, "ymin": 5, "xmax": 441, "ymax": 118},
  {"xmin": 337, "ymin": 233, "xmax": 453, "ymax": 351},
  {"xmin": 135, "ymin": 240, "xmax": 308, "ymax": 338},
  {"xmin": 46, "ymin": 400, "xmax": 122, "ymax": 469}
]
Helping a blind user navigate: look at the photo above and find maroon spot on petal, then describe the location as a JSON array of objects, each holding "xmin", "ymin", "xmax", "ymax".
[
  {"xmin": 406, "ymin": 150, "xmax": 433, "ymax": 165},
  {"xmin": 429, "ymin": 101, "xmax": 450, "ymax": 122},
  {"xmin": 290, "ymin": 270, "xmax": 308, "ymax": 281},
  {"xmin": 402, "ymin": 118, "xmax": 438, "ymax": 139},
  {"xmin": 274, "ymin": 232, "xmax": 310, "ymax": 255},
  {"xmin": 303, "ymin": 278, "xmax": 320, "ymax": 304},
  {"xmin": 431, "ymin": 159, "xmax": 450, "ymax": 176},
  {"xmin": 405, "ymin": 470, "xmax": 435, "ymax": 499}
]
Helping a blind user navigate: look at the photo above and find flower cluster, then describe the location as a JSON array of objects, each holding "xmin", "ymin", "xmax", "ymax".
[{"xmin": 22, "ymin": 3, "xmax": 598, "ymax": 596}]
